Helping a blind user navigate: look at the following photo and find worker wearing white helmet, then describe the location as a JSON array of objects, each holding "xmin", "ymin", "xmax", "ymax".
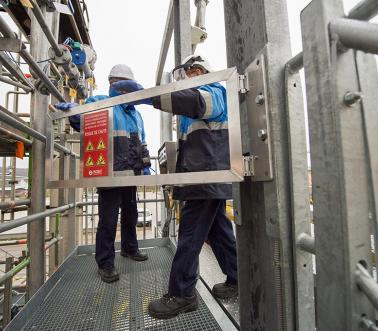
[
  {"xmin": 148, "ymin": 54, "xmax": 238, "ymax": 319},
  {"xmin": 55, "ymin": 64, "xmax": 151, "ymax": 283},
  {"xmin": 108, "ymin": 63, "xmax": 135, "ymax": 81}
]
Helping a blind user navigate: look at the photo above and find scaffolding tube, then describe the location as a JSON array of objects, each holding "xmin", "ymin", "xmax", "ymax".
[
  {"xmin": 285, "ymin": 52, "xmax": 304, "ymax": 74},
  {"xmin": 0, "ymin": 52, "xmax": 33, "ymax": 89},
  {"xmin": 330, "ymin": 19, "xmax": 378, "ymax": 54},
  {"xmin": 0, "ymin": 257, "xmax": 30, "ymax": 286},
  {"xmin": 0, "ymin": 203, "xmax": 75, "ymax": 234},
  {"xmin": 29, "ymin": 0, "xmax": 63, "ymax": 57},
  {"xmin": 76, "ymin": 198, "xmax": 165, "ymax": 207},
  {"xmin": 355, "ymin": 262, "xmax": 378, "ymax": 311},
  {"xmin": 0, "ymin": 106, "xmax": 78, "ymax": 157},
  {"xmin": 0, "ymin": 237, "xmax": 60, "ymax": 286},
  {"xmin": 0, "ymin": 76, "xmax": 33, "ymax": 93},
  {"xmin": 0, "ymin": 199, "xmax": 30, "ymax": 211},
  {"xmin": 284, "ymin": 6, "xmax": 377, "ymax": 76},
  {"xmin": 0, "ymin": 16, "xmax": 65, "ymax": 102},
  {"xmin": 296, "ymin": 233, "xmax": 315, "ymax": 255},
  {"xmin": 0, "ymin": 127, "xmax": 32, "ymax": 145},
  {"xmin": 348, "ymin": 0, "xmax": 378, "ymax": 21}
]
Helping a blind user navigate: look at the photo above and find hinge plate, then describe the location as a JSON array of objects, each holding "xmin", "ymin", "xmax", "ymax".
[
  {"xmin": 243, "ymin": 155, "xmax": 255, "ymax": 176},
  {"xmin": 243, "ymin": 48, "xmax": 274, "ymax": 181},
  {"xmin": 238, "ymin": 74, "xmax": 249, "ymax": 94}
]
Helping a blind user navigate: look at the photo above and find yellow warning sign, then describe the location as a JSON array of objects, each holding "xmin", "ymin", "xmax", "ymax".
[
  {"xmin": 85, "ymin": 156, "xmax": 94, "ymax": 167},
  {"xmin": 96, "ymin": 139, "xmax": 106, "ymax": 150},
  {"xmin": 96, "ymin": 154, "xmax": 106, "ymax": 166},
  {"xmin": 86, "ymin": 141, "xmax": 94, "ymax": 152}
]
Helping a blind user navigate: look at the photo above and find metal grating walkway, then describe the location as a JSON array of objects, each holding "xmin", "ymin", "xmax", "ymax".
[{"xmin": 6, "ymin": 239, "xmax": 235, "ymax": 331}]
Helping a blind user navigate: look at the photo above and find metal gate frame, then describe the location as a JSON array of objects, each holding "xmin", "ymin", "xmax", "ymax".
[{"xmin": 45, "ymin": 68, "xmax": 244, "ymax": 189}]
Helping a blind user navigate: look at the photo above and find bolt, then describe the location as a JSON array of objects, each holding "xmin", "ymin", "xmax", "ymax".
[
  {"xmin": 257, "ymin": 129, "xmax": 267, "ymax": 141},
  {"xmin": 255, "ymin": 94, "xmax": 265, "ymax": 105},
  {"xmin": 344, "ymin": 91, "xmax": 362, "ymax": 106}
]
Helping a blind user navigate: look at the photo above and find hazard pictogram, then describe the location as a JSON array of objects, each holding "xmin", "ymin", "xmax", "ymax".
[
  {"xmin": 96, "ymin": 154, "xmax": 106, "ymax": 166},
  {"xmin": 96, "ymin": 138, "xmax": 106, "ymax": 150},
  {"xmin": 85, "ymin": 156, "xmax": 94, "ymax": 167},
  {"xmin": 86, "ymin": 141, "xmax": 94, "ymax": 152}
]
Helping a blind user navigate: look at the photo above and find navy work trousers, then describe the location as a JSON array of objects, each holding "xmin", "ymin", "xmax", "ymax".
[
  {"xmin": 168, "ymin": 199, "xmax": 237, "ymax": 297},
  {"xmin": 95, "ymin": 186, "xmax": 139, "ymax": 269}
]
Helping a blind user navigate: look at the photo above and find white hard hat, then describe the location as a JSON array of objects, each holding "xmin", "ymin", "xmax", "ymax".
[
  {"xmin": 172, "ymin": 54, "xmax": 213, "ymax": 81},
  {"xmin": 181, "ymin": 54, "xmax": 212, "ymax": 73},
  {"xmin": 108, "ymin": 64, "xmax": 135, "ymax": 80}
]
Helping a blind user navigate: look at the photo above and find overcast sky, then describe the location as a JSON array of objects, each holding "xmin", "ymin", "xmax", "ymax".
[{"xmin": 0, "ymin": 0, "xmax": 374, "ymax": 168}]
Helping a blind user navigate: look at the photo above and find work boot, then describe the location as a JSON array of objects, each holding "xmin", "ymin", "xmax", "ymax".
[
  {"xmin": 212, "ymin": 282, "xmax": 238, "ymax": 299},
  {"xmin": 121, "ymin": 249, "xmax": 148, "ymax": 261},
  {"xmin": 148, "ymin": 293, "xmax": 198, "ymax": 319},
  {"xmin": 98, "ymin": 267, "xmax": 119, "ymax": 283}
]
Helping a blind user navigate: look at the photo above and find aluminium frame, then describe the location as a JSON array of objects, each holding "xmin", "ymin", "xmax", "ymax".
[{"xmin": 46, "ymin": 68, "xmax": 244, "ymax": 189}]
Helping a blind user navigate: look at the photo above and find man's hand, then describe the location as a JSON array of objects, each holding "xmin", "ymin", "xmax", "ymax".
[
  {"xmin": 143, "ymin": 167, "xmax": 151, "ymax": 175},
  {"xmin": 54, "ymin": 102, "xmax": 78, "ymax": 111},
  {"xmin": 109, "ymin": 80, "xmax": 152, "ymax": 105},
  {"xmin": 110, "ymin": 80, "xmax": 144, "ymax": 94}
]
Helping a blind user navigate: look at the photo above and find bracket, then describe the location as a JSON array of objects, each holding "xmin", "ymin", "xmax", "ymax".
[
  {"xmin": 0, "ymin": 38, "xmax": 23, "ymax": 53},
  {"xmin": 244, "ymin": 48, "xmax": 273, "ymax": 181}
]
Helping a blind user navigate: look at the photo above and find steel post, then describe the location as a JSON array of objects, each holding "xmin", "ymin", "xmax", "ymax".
[
  {"xmin": 62, "ymin": 155, "xmax": 76, "ymax": 257},
  {"xmin": 173, "ymin": 0, "xmax": 192, "ymax": 66},
  {"xmin": 301, "ymin": 0, "xmax": 375, "ymax": 329},
  {"xmin": 224, "ymin": 0, "xmax": 296, "ymax": 330},
  {"xmin": 155, "ymin": 1, "xmax": 173, "ymax": 86},
  {"xmin": 27, "ymin": 4, "xmax": 51, "ymax": 298},
  {"xmin": 160, "ymin": 72, "xmax": 173, "ymax": 145},
  {"xmin": 285, "ymin": 56, "xmax": 315, "ymax": 329}
]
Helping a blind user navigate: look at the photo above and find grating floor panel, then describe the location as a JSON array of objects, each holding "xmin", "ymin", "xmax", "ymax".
[{"xmin": 21, "ymin": 246, "xmax": 223, "ymax": 331}]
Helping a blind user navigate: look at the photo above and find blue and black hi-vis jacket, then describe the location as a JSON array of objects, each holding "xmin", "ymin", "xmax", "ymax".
[
  {"xmin": 152, "ymin": 82, "xmax": 231, "ymax": 200},
  {"xmin": 69, "ymin": 95, "xmax": 150, "ymax": 174}
]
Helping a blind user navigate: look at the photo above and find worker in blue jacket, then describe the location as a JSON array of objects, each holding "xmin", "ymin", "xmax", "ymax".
[
  {"xmin": 55, "ymin": 64, "xmax": 150, "ymax": 283},
  {"xmin": 147, "ymin": 55, "xmax": 238, "ymax": 319}
]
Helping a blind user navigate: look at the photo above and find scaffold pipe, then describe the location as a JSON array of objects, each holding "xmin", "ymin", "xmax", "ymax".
[
  {"xmin": 296, "ymin": 233, "xmax": 315, "ymax": 255},
  {"xmin": 0, "ymin": 203, "xmax": 75, "ymax": 234},
  {"xmin": 29, "ymin": 0, "xmax": 63, "ymax": 57},
  {"xmin": 0, "ymin": 76, "xmax": 33, "ymax": 93},
  {"xmin": 330, "ymin": 18, "xmax": 378, "ymax": 55},
  {"xmin": 0, "ymin": 199, "xmax": 31, "ymax": 211},
  {"xmin": 349, "ymin": 0, "xmax": 378, "ymax": 21},
  {"xmin": 355, "ymin": 262, "xmax": 378, "ymax": 311},
  {"xmin": 0, "ymin": 106, "xmax": 79, "ymax": 157},
  {"xmin": 0, "ymin": 15, "xmax": 65, "ymax": 101}
]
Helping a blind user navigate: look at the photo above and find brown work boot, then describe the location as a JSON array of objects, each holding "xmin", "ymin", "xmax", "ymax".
[
  {"xmin": 148, "ymin": 293, "xmax": 198, "ymax": 319},
  {"xmin": 212, "ymin": 282, "xmax": 238, "ymax": 299}
]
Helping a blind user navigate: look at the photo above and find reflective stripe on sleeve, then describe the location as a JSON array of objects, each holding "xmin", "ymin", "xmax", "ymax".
[
  {"xmin": 199, "ymin": 90, "xmax": 213, "ymax": 118},
  {"xmin": 160, "ymin": 93, "xmax": 173, "ymax": 113}
]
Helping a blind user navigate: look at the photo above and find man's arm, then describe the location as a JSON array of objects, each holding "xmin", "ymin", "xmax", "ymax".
[
  {"xmin": 56, "ymin": 95, "xmax": 109, "ymax": 132},
  {"xmin": 152, "ymin": 86, "xmax": 224, "ymax": 120}
]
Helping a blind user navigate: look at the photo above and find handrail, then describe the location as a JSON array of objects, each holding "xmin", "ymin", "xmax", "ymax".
[{"xmin": 0, "ymin": 204, "xmax": 75, "ymax": 234}]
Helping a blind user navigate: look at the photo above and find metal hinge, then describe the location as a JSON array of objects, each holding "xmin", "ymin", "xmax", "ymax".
[
  {"xmin": 238, "ymin": 74, "xmax": 249, "ymax": 94},
  {"xmin": 243, "ymin": 155, "xmax": 255, "ymax": 176}
]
